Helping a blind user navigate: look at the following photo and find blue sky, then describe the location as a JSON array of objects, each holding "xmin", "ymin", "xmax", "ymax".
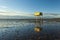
[{"xmin": 0, "ymin": 0, "xmax": 60, "ymax": 16}]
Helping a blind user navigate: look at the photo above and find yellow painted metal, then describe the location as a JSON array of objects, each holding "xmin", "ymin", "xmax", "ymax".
[{"xmin": 34, "ymin": 12, "xmax": 42, "ymax": 16}]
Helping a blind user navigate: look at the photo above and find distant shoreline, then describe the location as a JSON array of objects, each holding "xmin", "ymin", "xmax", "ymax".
[{"xmin": 0, "ymin": 18, "xmax": 60, "ymax": 22}]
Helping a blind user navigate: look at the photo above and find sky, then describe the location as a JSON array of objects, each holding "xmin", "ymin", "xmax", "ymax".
[{"xmin": 0, "ymin": 0, "xmax": 60, "ymax": 18}]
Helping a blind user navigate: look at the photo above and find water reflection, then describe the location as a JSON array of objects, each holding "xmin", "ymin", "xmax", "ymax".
[
  {"xmin": 0, "ymin": 19, "xmax": 60, "ymax": 40},
  {"xmin": 34, "ymin": 27, "xmax": 41, "ymax": 32}
]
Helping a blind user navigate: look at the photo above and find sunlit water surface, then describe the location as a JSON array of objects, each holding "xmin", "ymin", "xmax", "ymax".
[{"xmin": 0, "ymin": 19, "xmax": 60, "ymax": 40}]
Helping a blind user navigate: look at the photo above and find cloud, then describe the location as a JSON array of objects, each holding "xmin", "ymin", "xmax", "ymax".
[
  {"xmin": 0, "ymin": 8, "xmax": 60, "ymax": 19},
  {"xmin": 0, "ymin": 10, "xmax": 60, "ymax": 17},
  {"xmin": 0, "ymin": 10, "xmax": 33, "ymax": 16},
  {"xmin": 0, "ymin": 10, "xmax": 34, "ymax": 19},
  {"xmin": 0, "ymin": 6, "xmax": 7, "ymax": 9}
]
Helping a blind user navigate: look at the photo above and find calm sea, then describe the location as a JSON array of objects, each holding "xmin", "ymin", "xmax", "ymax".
[{"xmin": 0, "ymin": 19, "xmax": 60, "ymax": 40}]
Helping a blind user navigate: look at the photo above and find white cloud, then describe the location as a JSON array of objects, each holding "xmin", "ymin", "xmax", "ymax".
[
  {"xmin": 0, "ymin": 6, "xmax": 33, "ymax": 16},
  {"xmin": 0, "ymin": 10, "xmax": 33, "ymax": 16},
  {"xmin": 0, "ymin": 6, "xmax": 7, "ymax": 8},
  {"xmin": 0, "ymin": 6, "xmax": 7, "ymax": 9},
  {"xmin": 0, "ymin": 7, "xmax": 60, "ymax": 19}
]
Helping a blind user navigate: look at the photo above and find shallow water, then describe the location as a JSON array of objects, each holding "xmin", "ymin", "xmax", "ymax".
[{"xmin": 0, "ymin": 19, "xmax": 60, "ymax": 40}]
